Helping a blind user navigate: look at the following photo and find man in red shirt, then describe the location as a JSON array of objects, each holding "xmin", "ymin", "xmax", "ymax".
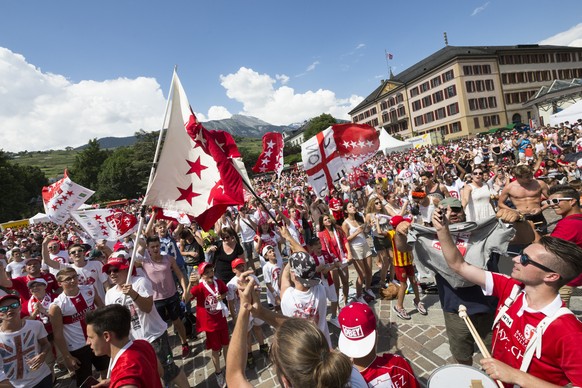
[
  {"xmin": 86, "ymin": 304, "xmax": 163, "ymax": 388},
  {"xmin": 328, "ymin": 189, "xmax": 345, "ymax": 225},
  {"xmin": 434, "ymin": 206, "xmax": 582, "ymax": 387},
  {"xmin": 545, "ymin": 184, "xmax": 582, "ymax": 306}
]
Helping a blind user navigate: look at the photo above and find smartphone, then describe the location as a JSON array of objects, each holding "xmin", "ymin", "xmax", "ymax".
[{"xmin": 80, "ymin": 376, "xmax": 100, "ymax": 388}]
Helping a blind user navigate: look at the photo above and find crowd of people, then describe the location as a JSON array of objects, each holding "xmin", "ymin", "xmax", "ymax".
[{"xmin": 0, "ymin": 121, "xmax": 582, "ymax": 387}]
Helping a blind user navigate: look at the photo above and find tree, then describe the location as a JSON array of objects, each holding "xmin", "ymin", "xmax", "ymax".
[
  {"xmin": 97, "ymin": 147, "xmax": 143, "ymax": 201},
  {"xmin": 0, "ymin": 151, "xmax": 48, "ymax": 221},
  {"xmin": 303, "ymin": 113, "xmax": 337, "ymax": 140},
  {"xmin": 69, "ymin": 139, "xmax": 110, "ymax": 192}
]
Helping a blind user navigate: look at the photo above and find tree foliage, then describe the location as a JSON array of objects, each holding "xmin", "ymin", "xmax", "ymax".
[
  {"xmin": 69, "ymin": 139, "xmax": 110, "ymax": 194},
  {"xmin": 303, "ymin": 113, "xmax": 337, "ymax": 140},
  {"xmin": 0, "ymin": 151, "xmax": 48, "ymax": 221}
]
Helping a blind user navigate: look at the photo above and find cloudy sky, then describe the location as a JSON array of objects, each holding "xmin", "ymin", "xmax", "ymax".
[{"xmin": 1, "ymin": 1, "xmax": 582, "ymax": 152}]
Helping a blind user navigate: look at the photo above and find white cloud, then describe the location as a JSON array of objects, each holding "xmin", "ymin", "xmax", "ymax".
[
  {"xmin": 0, "ymin": 47, "xmax": 166, "ymax": 152},
  {"xmin": 356, "ymin": 43, "xmax": 366, "ymax": 50},
  {"xmin": 219, "ymin": 67, "xmax": 363, "ymax": 125},
  {"xmin": 207, "ymin": 106, "xmax": 232, "ymax": 120},
  {"xmin": 306, "ymin": 61, "xmax": 320, "ymax": 72},
  {"xmin": 471, "ymin": 2, "xmax": 490, "ymax": 16},
  {"xmin": 276, "ymin": 74, "xmax": 289, "ymax": 85},
  {"xmin": 539, "ymin": 23, "xmax": 582, "ymax": 47}
]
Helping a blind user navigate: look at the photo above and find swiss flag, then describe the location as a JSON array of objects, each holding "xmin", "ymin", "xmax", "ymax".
[
  {"xmin": 301, "ymin": 123, "xmax": 379, "ymax": 198},
  {"xmin": 252, "ymin": 132, "xmax": 284, "ymax": 176},
  {"xmin": 142, "ymin": 71, "xmax": 249, "ymax": 231}
]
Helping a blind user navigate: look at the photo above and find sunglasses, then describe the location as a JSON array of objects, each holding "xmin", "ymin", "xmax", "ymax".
[
  {"xmin": 511, "ymin": 250, "xmax": 559, "ymax": 275},
  {"xmin": 0, "ymin": 301, "xmax": 21, "ymax": 313},
  {"xmin": 374, "ymin": 201, "xmax": 381, "ymax": 205},
  {"xmin": 69, "ymin": 250, "xmax": 84, "ymax": 255},
  {"xmin": 106, "ymin": 267, "xmax": 120, "ymax": 275},
  {"xmin": 541, "ymin": 197, "xmax": 573, "ymax": 206},
  {"xmin": 60, "ymin": 275, "xmax": 78, "ymax": 283},
  {"xmin": 472, "ymin": 171, "xmax": 484, "ymax": 175}
]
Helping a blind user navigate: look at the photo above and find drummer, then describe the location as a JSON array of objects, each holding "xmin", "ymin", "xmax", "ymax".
[{"xmin": 433, "ymin": 206, "xmax": 582, "ymax": 387}]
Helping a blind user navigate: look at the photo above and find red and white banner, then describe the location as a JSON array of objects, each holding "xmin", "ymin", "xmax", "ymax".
[
  {"xmin": 41, "ymin": 170, "xmax": 95, "ymax": 225},
  {"xmin": 252, "ymin": 132, "xmax": 284, "ymax": 176},
  {"xmin": 142, "ymin": 70, "xmax": 249, "ymax": 231},
  {"xmin": 71, "ymin": 209, "xmax": 138, "ymax": 241},
  {"xmin": 154, "ymin": 208, "xmax": 193, "ymax": 226},
  {"xmin": 301, "ymin": 123, "xmax": 379, "ymax": 198}
]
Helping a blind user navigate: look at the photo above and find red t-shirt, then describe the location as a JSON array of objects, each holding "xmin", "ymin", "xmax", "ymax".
[
  {"xmin": 190, "ymin": 279, "xmax": 229, "ymax": 333},
  {"xmin": 10, "ymin": 273, "xmax": 59, "ymax": 305},
  {"xmin": 490, "ymin": 273, "xmax": 582, "ymax": 387},
  {"xmin": 359, "ymin": 353, "xmax": 420, "ymax": 388},
  {"xmin": 551, "ymin": 214, "xmax": 582, "ymax": 286},
  {"xmin": 110, "ymin": 340, "xmax": 162, "ymax": 388}
]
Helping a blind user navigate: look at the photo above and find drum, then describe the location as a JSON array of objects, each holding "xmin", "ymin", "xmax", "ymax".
[{"xmin": 428, "ymin": 364, "xmax": 497, "ymax": 388}]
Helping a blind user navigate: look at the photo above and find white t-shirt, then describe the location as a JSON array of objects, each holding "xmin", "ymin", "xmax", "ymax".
[
  {"xmin": 105, "ymin": 276, "xmax": 168, "ymax": 342},
  {"xmin": 262, "ymin": 261, "xmax": 282, "ymax": 305},
  {"xmin": 281, "ymin": 284, "xmax": 331, "ymax": 347},
  {"xmin": 6, "ymin": 261, "xmax": 26, "ymax": 278},
  {"xmin": 44, "ymin": 252, "xmax": 70, "ymax": 276},
  {"xmin": 0, "ymin": 320, "xmax": 52, "ymax": 388},
  {"xmin": 238, "ymin": 215, "xmax": 257, "ymax": 243},
  {"xmin": 51, "ymin": 285, "xmax": 97, "ymax": 351},
  {"xmin": 445, "ymin": 178, "xmax": 465, "ymax": 199},
  {"xmin": 226, "ymin": 274, "xmax": 263, "ymax": 329}
]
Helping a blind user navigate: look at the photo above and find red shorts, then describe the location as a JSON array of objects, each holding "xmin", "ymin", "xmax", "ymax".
[
  {"xmin": 394, "ymin": 265, "xmax": 415, "ymax": 283},
  {"xmin": 205, "ymin": 326, "xmax": 230, "ymax": 351}
]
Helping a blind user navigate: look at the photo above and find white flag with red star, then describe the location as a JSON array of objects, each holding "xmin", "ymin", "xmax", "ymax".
[
  {"xmin": 301, "ymin": 123, "xmax": 379, "ymax": 198},
  {"xmin": 252, "ymin": 132, "xmax": 284, "ymax": 176},
  {"xmin": 71, "ymin": 209, "xmax": 138, "ymax": 241},
  {"xmin": 41, "ymin": 170, "xmax": 95, "ymax": 225},
  {"xmin": 142, "ymin": 71, "xmax": 248, "ymax": 231}
]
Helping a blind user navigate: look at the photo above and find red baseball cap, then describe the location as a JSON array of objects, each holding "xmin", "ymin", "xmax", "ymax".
[
  {"xmin": 198, "ymin": 262, "xmax": 214, "ymax": 276},
  {"xmin": 102, "ymin": 255, "xmax": 130, "ymax": 273},
  {"xmin": 338, "ymin": 302, "xmax": 377, "ymax": 358},
  {"xmin": 231, "ymin": 258, "xmax": 246, "ymax": 270},
  {"xmin": 389, "ymin": 215, "xmax": 412, "ymax": 228}
]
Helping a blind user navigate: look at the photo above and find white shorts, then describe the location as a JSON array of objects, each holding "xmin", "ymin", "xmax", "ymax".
[{"xmin": 323, "ymin": 281, "xmax": 338, "ymax": 303}]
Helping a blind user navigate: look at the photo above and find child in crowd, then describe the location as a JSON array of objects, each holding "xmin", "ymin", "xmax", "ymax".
[
  {"xmin": 387, "ymin": 216, "xmax": 427, "ymax": 320},
  {"xmin": 338, "ymin": 302, "xmax": 420, "ymax": 387},
  {"xmin": 186, "ymin": 262, "xmax": 229, "ymax": 388},
  {"xmin": 226, "ymin": 258, "xmax": 269, "ymax": 369},
  {"xmin": 261, "ymin": 245, "xmax": 282, "ymax": 309}
]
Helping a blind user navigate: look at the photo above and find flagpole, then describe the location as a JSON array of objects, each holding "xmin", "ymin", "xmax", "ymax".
[
  {"xmin": 125, "ymin": 69, "xmax": 177, "ymax": 289},
  {"xmin": 240, "ymin": 176, "xmax": 281, "ymax": 227}
]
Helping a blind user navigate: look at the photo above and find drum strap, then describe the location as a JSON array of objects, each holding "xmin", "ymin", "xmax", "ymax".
[{"xmin": 492, "ymin": 284, "xmax": 521, "ymax": 328}]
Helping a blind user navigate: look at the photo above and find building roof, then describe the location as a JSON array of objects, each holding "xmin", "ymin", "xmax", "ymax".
[{"xmin": 349, "ymin": 44, "xmax": 582, "ymax": 115}]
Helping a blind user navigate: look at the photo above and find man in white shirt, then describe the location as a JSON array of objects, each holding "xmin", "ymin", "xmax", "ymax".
[{"xmin": 103, "ymin": 253, "xmax": 190, "ymax": 388}]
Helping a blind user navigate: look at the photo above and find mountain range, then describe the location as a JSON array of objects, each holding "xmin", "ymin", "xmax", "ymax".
[{"xmin": 76, "ymin": 115, "xmax": 301, "ymax": 150}]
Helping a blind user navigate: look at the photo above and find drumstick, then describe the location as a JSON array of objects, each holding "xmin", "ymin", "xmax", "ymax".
[{"xmin": 458, "ymin": 305, "xmax": 505, "ymax": 388}]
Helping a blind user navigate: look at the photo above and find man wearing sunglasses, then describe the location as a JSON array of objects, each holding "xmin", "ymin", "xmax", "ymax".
[
  {"xmin": 0, "ymin": 293, "xmax": 52, "ymax": 387},
  {"xmin": 434, "ymin": 205, "xmax": 582, "ymax": 387},
  {"xmin": 42, "ymin": 239, "xmax": 109, "ymax": 302},
  {"xmin": 545, "ymin": 184, "xmax": 582, "ymax": 308}
]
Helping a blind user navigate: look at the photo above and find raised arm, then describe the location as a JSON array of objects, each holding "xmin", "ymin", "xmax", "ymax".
[{"xmin": 432, "ymin": 207, "xmax": 486, "ymax": 288}]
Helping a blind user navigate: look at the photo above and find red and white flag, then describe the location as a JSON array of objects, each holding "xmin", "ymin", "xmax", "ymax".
[
  {"xmin": 142, "ymin": 70, "xmax": 250, "ymax": 231},
  {"xmin": 41, "ymin": 170, "xmax": 95, "ymax": 225},
  {"xmin": 154, "ymin": 208, "xmax": 193, "ymax": 226},
  {"xmin": 252, "ymin": 132, "xmax": 284, "ymax": 176},
  {"xmin": 71, "ymin": 209, "xmax": 138, "ymax": 241},
  {"xmin": 301, "ymin": 123, "xmax": 379, "ymax": 198}
]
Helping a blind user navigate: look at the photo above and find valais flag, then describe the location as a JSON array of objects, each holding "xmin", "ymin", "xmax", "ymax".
[
  {"xmin": 71, "ymin": 209, "xmax": 138, "ymax": 241},
  {"xmin": 301, "ymin": 123, "xmax": 379, "ymax": 198},
  {"xmin": 142, "ymin": 71, "xmax": 250, "ymax": 231},
  {"xmin": 41, "ymin": 170, "xmax": 95, "ymax": 225},
  {"xmin": 252, "ymin": 132, "xmax": 284, "ymax": 176}
]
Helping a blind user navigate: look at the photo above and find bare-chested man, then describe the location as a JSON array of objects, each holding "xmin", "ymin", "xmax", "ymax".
[{"xmin": 498, "ymin": 165, "xmax": 550, "ymax": 233}]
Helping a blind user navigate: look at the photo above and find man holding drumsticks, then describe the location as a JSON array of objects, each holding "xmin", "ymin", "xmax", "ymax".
[{"xmin": 433, "ymin": 205, "xmax": 582, "ymax": 387}]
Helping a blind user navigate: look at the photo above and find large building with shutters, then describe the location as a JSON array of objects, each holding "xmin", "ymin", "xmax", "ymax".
[{"xmin": 349, "ymin": 45, "xmax": 582, "ymax": 140}]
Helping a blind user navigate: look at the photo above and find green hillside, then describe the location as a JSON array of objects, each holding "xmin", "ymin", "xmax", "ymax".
[{"xmin": 10, "ymin": 150, "xmax": 79, "ymax": 179}]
